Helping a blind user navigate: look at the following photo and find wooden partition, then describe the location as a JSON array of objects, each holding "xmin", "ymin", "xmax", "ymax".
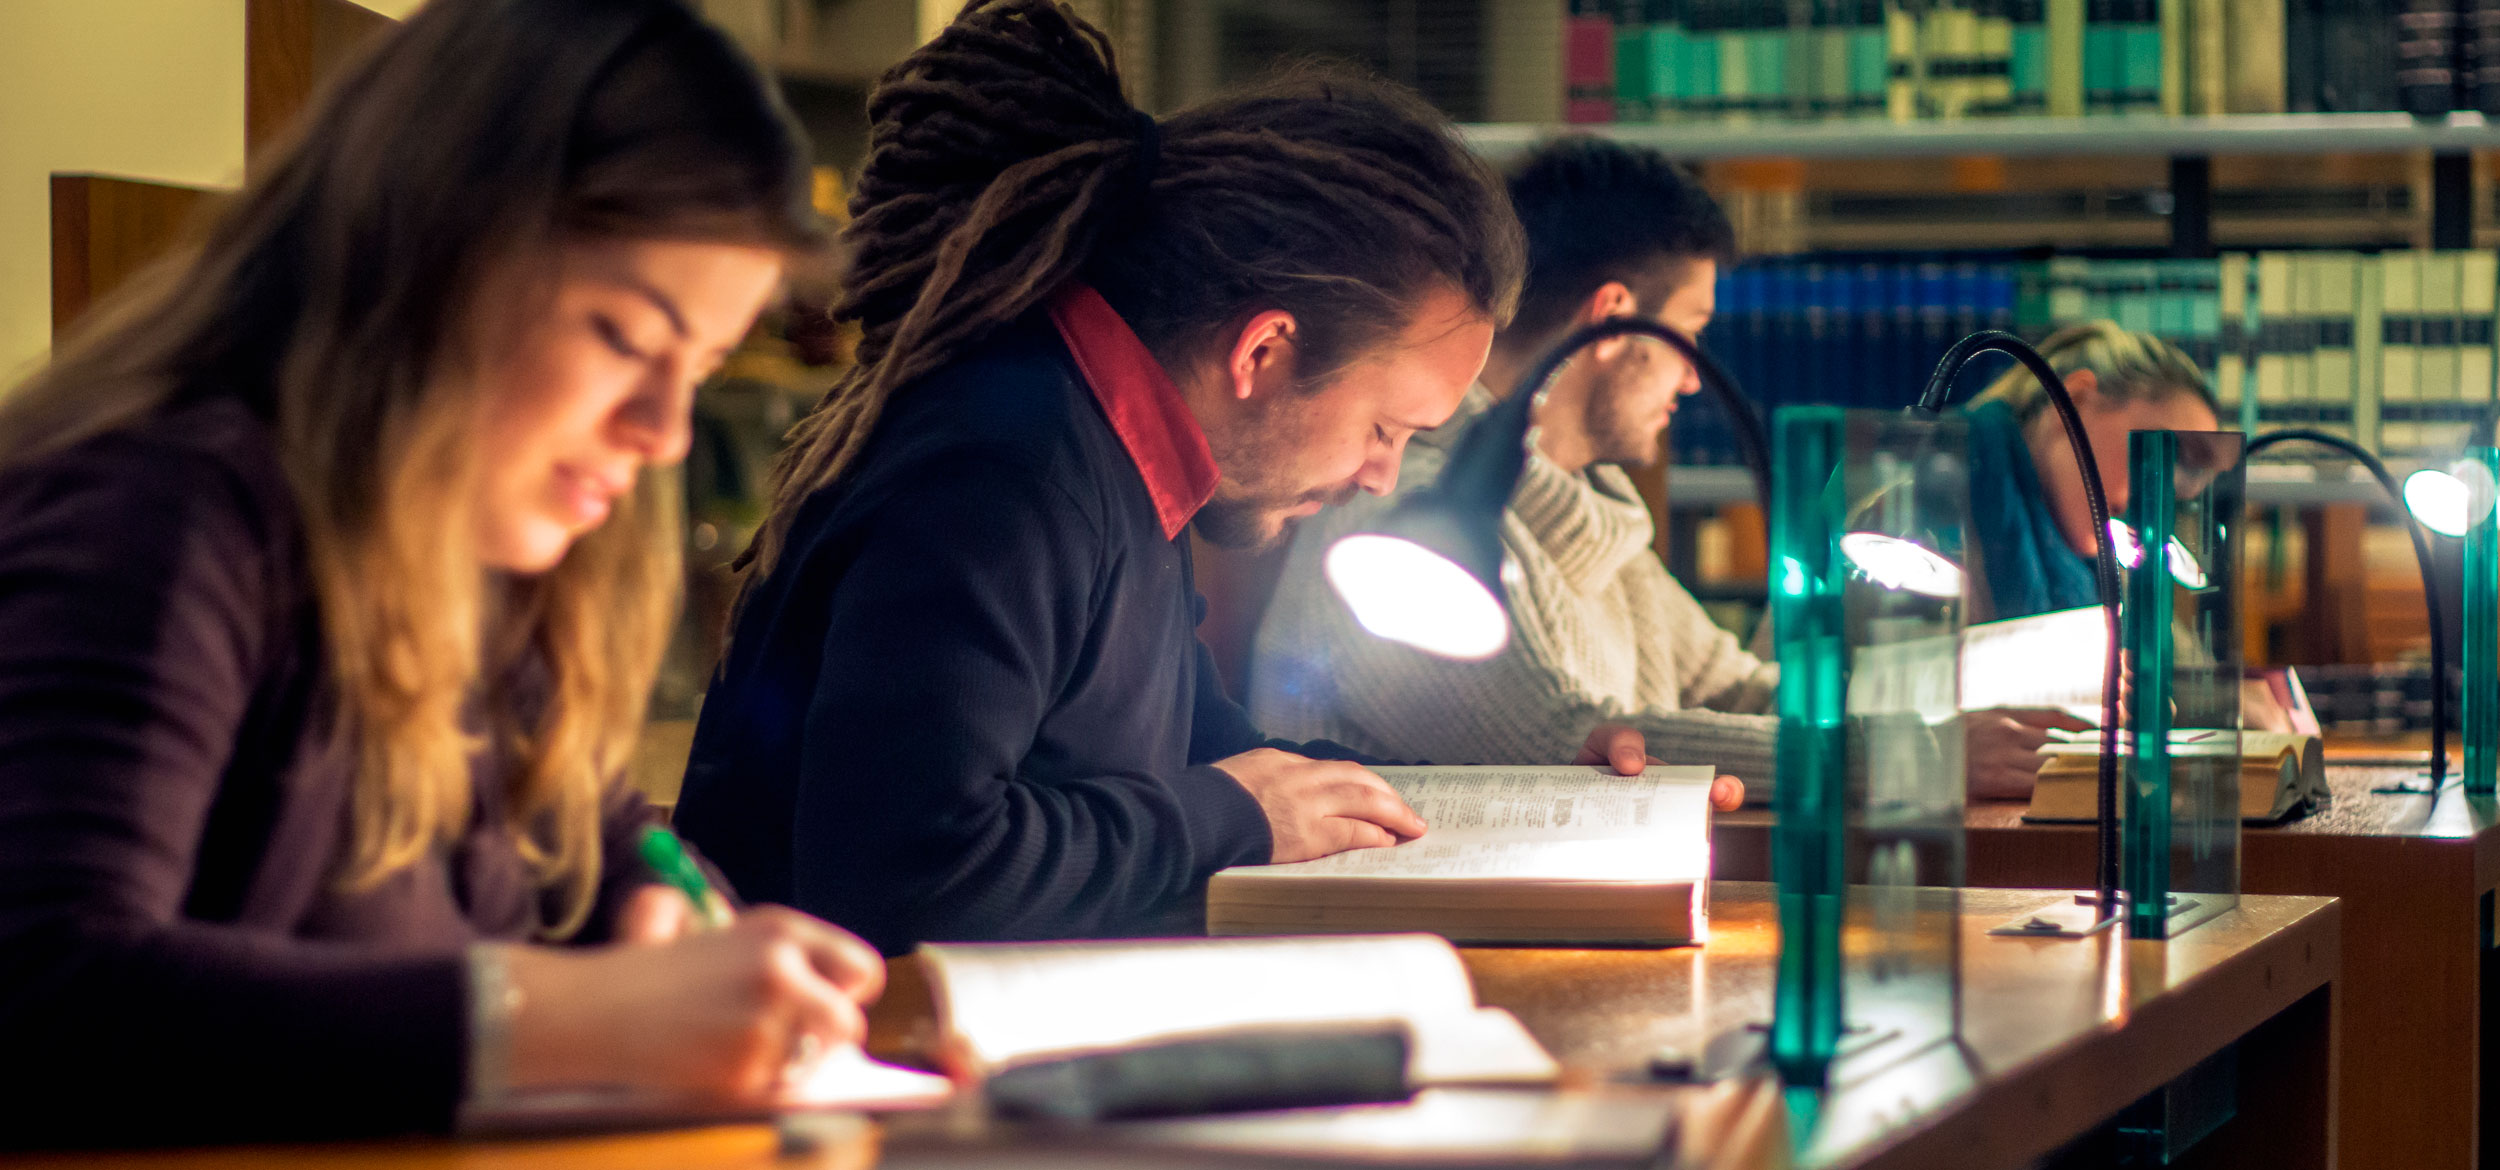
[
  {"xmin": 245, "ymin": 0, "xmax": 394, "ymax": 162},
  {"xmin": 51, "ymin": 0, "xmax": 393, "ymax": 341},
  {"xmin": 48, "ymin": 175, "xmax": 214, "ymax": 340}
]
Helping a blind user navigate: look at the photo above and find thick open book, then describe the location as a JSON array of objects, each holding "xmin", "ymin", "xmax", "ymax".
[
  {"xmin": 1206, "ymin": 765, "xmax": 1714, "ymax": 946},
  {"xmin": 2025, "ymin": 730, "xmax": 2328, "ymax": 824},
  {"xmin": 917, "ymin": 933, "xmax": 1558, "ymax": 1087}
]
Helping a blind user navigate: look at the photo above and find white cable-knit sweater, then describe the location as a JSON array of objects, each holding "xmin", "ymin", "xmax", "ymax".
[{"xmin": 1248, "ymin": 384, "xmax": 1781, "ymax": 791}]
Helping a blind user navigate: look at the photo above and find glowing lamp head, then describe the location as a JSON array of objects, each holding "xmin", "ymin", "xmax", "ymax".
[
  {"xmin": 2106, "ymin": 518, "xmax": 2208, "ymax": 589},
  {"xmin": 1324, "ymin": 533, "xmax": 1510, "ymax": 661},
  {"xmin": 2404, "ymin": 462, "xmax": 2497, "ymax": 538},
  {"xmin": 1837, "ymin": 532, "xmax": 1964, "ymax": 598}
]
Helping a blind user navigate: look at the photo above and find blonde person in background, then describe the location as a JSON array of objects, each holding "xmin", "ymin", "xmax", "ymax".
[
  {"xmin": 1252, "ymin": 138, "xmax": 2088, "ymax": 802},
  {"xmin": 1958, "ymin": 321, "xmax": 2224, "ymax": 623}
]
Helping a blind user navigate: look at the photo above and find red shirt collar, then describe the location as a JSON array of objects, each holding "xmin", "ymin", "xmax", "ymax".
[{"xmin": 1046, "ymin": 283, "xmax": 1218, "ymax": 540}]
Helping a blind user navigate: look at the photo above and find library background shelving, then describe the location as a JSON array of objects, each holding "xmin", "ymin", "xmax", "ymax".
[{"xmin": 1451, "ymin": 105, "xmax": 2500, "ymax": 675}]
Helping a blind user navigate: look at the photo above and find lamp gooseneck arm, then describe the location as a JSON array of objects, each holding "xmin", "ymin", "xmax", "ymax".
[
  {"xmin": 2244, "ymin": 429, "xmax": 2449, "ymax": 788},
  {"xmin": 1916, "ymin": 329, "xmax": 2126, "ymax": 923}
]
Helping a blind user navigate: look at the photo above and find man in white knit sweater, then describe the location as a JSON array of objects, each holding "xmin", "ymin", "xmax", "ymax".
[{"xmin": 1249, "ymin": 139, "xmax": 2072, "ymax": 800}]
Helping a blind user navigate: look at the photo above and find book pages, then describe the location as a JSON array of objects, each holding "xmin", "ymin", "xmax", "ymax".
[{"xmin": 919, "ymin": 934, "xmax": 1508, "ymax": 1074}]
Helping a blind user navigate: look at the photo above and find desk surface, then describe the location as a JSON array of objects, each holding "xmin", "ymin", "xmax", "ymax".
[
  {"xmin": 14, "ymin": 886, "xmax": 2337, "ymax": 1170},
  {"xmin": 1720, "ymin": 760, "xmax": 2493, "ymax": 1170}
]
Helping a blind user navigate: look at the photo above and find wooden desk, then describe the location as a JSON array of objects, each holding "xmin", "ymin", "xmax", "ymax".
[
  {"xmin": 12, "ymin": 885, "xmax": 2334, "ymax": 1170},
  {"xmin": 1719, "ymin": 764, "xmax": 2495, "ymax": 1170}
]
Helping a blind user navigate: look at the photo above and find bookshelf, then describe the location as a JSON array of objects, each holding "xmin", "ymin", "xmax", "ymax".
[
  {"xmin": 1663, "ymin": 461, "xmax": 2452, "ymax": 509},
  {"xmin": 1462, "ymin": 111, "xmax": 2500, "ymax": 162},
  {"xmin": 1467, "ymin": 112, "xmax": 2496, "ymax": 253}
]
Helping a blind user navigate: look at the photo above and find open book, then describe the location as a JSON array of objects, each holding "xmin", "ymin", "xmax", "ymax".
[
  {"xmin": 457, "ymin": 1044, "xmax": 953, "ymax": 1137},
  {"xmin": 1961, "ymin": 604, "xmax": 2111, "ymax": 720},
  {"xmin": 1206, "ymin": 766, "xmax": 1713, "ymax": 946},
  {"xmin": 2025, "ymin": 730, "xmax": 2328, "ymax": 824},
  {"xmin": 917, "ymin": 933, "xmax": 1558, "ymax": 1088}
]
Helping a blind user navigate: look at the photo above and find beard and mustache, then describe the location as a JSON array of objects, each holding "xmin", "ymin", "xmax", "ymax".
[{"xmin": 1194, "ymin": 479, "xmax": 1360, "ymax": 551}]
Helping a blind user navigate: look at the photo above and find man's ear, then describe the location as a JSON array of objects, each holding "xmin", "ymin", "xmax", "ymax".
[
  {"xmin": 1581, "ymin": 281, "xmax": 1642, "ymax": 361},
  {"xmin": 1580, "ymin": 280, "xmax": 1641, "ymax": 325},
  {"xmin": 1226, "ymin": 309, "xmax": 1301, "ymax": 402}
]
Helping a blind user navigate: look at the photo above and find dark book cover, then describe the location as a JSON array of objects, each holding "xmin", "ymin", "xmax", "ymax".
[
  {"xmin": 2396, "ymin": 0, "xmax": 2461, "ymax": 116},
  {"xmin": 2478, "ymin": 0, "xmax": 2500, "ymax": 113},
  {"xmin": 2287, "ymin": 0, "xmax": 2325, "ymax": 112}
]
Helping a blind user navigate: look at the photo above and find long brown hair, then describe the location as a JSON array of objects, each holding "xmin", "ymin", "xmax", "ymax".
[
  {"xmin": 743, "ymin": 0, "xmax": 1525, "ymax": 581},
  {"xmin": 0, "ymin": 0, "xmax": 820, "ymax": 937}
]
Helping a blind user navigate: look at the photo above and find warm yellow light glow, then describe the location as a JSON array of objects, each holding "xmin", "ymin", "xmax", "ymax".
[{"xmin": 1325, "ymin": 534, "xmax": 1510, "ymax": 661}]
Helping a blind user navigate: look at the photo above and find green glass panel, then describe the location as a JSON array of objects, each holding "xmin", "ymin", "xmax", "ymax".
[
  {"xmin": 1770, "ymin": 406, "xmax": 1972, "ymax": 1088},
  {"xmin": 2121, "ymin": 429, "xmax": 2245, "ymax": 939},
  {"xmin": 2467, "ymin": 447, "xmax": 2499, "ymax": 795},
  {"xmin": 1771, "ymin": 406, "xmax": 1846, "ymax": 1086},
  {"xmin": 1833, "ymin": 411, "xmax": 1968, "ymax": 1075}
]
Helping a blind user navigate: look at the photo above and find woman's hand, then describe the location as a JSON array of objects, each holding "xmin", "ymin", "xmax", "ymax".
[
  {"xmin": 1964, "ymin": 707, "xmax": 2094, "ymax": 800},
  {"xmin": 613, "ymin": 884, "xmax": 701, "ymax": 943},
  {"xmin": 504, "ymin": 906, "xmax": 885, "ymax": 1103}
]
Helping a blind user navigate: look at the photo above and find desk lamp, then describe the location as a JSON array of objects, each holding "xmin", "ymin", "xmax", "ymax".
[
  {"xmin": 1911, "ymin": 330, "xmax": 2126, "ymax": 932},
  {"xmin": 2242, "ymin": 430, "xmax": 2448, "ymax": 790},
  {"xmin": 2400, "ymin": 414, "xmax": 2499, "ymax": 794}
]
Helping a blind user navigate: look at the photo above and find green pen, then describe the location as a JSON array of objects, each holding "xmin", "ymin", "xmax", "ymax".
[{"xmin": 639, "ymin": 824, "xmax": 732, "ymax": 930}]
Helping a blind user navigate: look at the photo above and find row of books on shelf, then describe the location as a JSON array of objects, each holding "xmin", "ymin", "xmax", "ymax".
[
  {"xmin": 2297, "ymin": 661, "xmax": 2448, "ymax": 736},
  {"xmin": 1671, "ymin": 248, "xmax": 2500, "ymax": 466},
  {"xmin": 1564, "ymin": 1, "xmax": 2500, "ymax": 128}
]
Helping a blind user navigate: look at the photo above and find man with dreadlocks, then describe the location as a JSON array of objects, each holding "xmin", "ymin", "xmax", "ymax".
[{"xmin": 674, "ymin": 0, "xmax": 1722, "ymax": 955}]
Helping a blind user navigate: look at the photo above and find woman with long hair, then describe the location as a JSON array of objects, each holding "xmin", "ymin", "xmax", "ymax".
[
  {"xmin": 0, "ymin": 0, "xmax": 880, "ymax": 1145},
  {"xmin": 1960, "ymin": 320, "xmax": 2224, "ymax": 621}
]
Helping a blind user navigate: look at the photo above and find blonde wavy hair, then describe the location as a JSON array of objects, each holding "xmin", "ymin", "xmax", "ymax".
[
  {"xmin": 0, "ymin": 0, "xmax": 821, "ymax": 937},
  {"xmin": 1970, "ymin": 319, "xmax": 2220, "ymax": 424}
]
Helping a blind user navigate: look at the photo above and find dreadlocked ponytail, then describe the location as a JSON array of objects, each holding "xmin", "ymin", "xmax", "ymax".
[{"xmin": 744, "ymin": 0, "xmax": 1523, "ymax": 581}]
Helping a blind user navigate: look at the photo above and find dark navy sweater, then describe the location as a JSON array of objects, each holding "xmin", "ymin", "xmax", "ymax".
[{"xmin": 677, "ymin": 292, "xmax": 1355, "ymax": 954}]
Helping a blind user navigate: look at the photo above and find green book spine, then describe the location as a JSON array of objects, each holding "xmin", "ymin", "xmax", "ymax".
[
  {"xmin": 1753, "ymin": 8, "xmax": 1791, "ymax": 118},
  {"xmin": 1646, "ymin": 2, "xmax": 1689, "ymax": 122},
  {"xmin": 1690, "ymin": 0, "xmax": 1725, "ymax": 121},
  {"xmin": 2214, "ymin": 254, "xmax": 2249, "ymax": 427},
  {"xmin": 1816, "ymin": 0, "xmax": 1853, "ymax": 118},
  {"xmin": 2121, "ymin": 0, "xmax": 2164, "ymax": 114},
  {"xmin": 2046, "ymin": 0, "xmax": 2087, "ymax": 114},
  {"xmin": 2084, "ymin": 0, "xmax": 2122, "ymax": 114},
  {"xmin": 1615, "ymin": 0, "xmax": 1653, "ymax": 121},
  {"xmin": 2011, "ymin": 0, "xmax": 2049, "ymax": 113},
  {"xmin": 1784, "ymin": 0, "xmax": 1816, "ymax": 119},
  {"xmin": 2015, "ymin": 259, "xmax": 2053, "ymax": 332},
  {"xmin": 1851, "ymin": 0, "xmax": 1892, "ymax": 115}
]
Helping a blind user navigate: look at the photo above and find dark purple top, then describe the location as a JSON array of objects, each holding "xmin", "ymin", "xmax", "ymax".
[{"xmin": 0, "ymin": 396, "xmax": 670, "ymax": 1147}]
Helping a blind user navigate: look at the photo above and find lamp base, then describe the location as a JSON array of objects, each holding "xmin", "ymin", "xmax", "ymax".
[{"xmin": 1986, "ymin": 891, "xmax": 2202, "ymax": 939}]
